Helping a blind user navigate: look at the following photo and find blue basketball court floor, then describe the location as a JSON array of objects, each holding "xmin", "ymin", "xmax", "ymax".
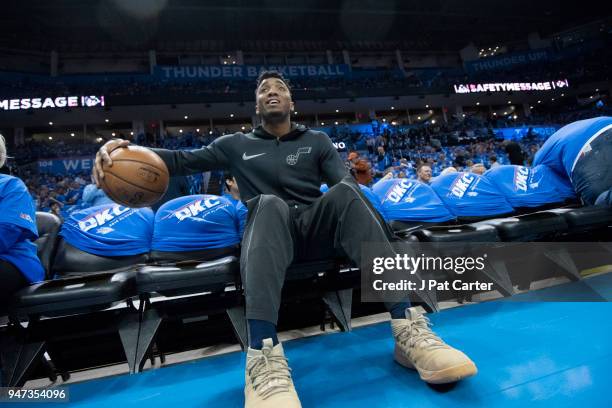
[{"xmin": 12, "ymin": 272, "xmax": 612, "ymax": 408}]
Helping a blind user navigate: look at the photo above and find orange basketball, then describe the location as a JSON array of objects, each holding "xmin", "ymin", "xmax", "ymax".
[{"xmin": 100, "ymin": 145, "xmax": 169, "ymax": 208}]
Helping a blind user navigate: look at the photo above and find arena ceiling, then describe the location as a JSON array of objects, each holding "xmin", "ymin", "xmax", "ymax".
[{"xmin": 0, "ymin": 0, "xmax": 608, "ymax": 52}]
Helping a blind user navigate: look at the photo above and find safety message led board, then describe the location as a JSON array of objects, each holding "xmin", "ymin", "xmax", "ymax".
[
  {"xmin": 453, "ymin": 79, "xmax": 569, "ymax": 94},
  {"xmin": 0, "ymin": 95, "xmax": 105, "ymax": 111}
]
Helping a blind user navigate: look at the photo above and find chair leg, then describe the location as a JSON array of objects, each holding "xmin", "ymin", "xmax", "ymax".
[
  {"xmin": 485, "ymin": 259, "xmax": 515, "ymax": 297},
  {"xmin": 118, "ymin": 311, "xmax": 142, "ymax": 374},
  {"xmin": 40, "ymin": 353, "xmax": 58, "ymax": 383},
  {"xmin": 543, "ymin": 248, "xmax": 581, "ymax": 281},
  {"xmin": 322, "ymin": 288, "xmax": 353, "ymax": 332},
  {"xmin": 135, "ymin": 309, "xmax": 163, "ymax": 373},
  {"xmin": 156, "ymin": 342, "xmax": 166, "ymax": 365},
  {"xmin": 417, "ymin": 282, "xmax": 439, "ymax": 313},
  {"xmin": 1, "ymin": 324, "xmax": 47, "ymax": 387},
  {"xmin": 226, "ymin": 305, "xmax": 248, "ymax": 351},
  {"xmin": 7, "ymin": 342, "xmax": 45, "ymax": 387}
]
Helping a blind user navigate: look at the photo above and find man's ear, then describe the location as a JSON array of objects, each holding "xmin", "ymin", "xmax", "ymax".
[
  {"xmin": 255, "ymin": 103, "xmax": 260, "ymax": 115},
  {"xmin": 290, "ymin": 101, "xmax": 295, "ymax": 112}
]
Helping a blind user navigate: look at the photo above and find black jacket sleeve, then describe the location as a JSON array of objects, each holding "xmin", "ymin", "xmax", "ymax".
[
  {"xmin": 151, "ymin": 136, "xmax": 231, "ymax": 176},
  {"xmin": 318, "ymin": 132, "xmax": 349, "ymax": 186}
]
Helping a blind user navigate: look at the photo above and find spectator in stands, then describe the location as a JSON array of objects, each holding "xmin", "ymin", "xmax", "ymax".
[
  {"xmin": 371, "ymin": 118, "xmax": 380, "ymax": 133},
  {"xmin": 503, "ymin": 139, "xmax": 525, "ymax": 165},
  {"xmin": 74, "ymin": 174, "xmax": 87, "ymax": 186},
  {"xmin": 49, "ymin": 200, "xmax": 63, "ymax": 221},
  {"xmin": 0, "ymin": 134, "xmax": 45, "ymax": 312},
  {"xmin": 352, "ymin": 159, "xmax": 373, "ymax": 186},
  {"xmin": 54, "ymin": 186, "xmax": 67, "ymax": 204},
  {"xmin": 525, "ymin": 144, "xmax": 541, "ymax": 166},
  {"xmin": 65, "ymin": 181, "xmax": 83, "ymax": 205},
  {"xmin": 453, "ymin": 150, "xmax": 467, "ymax": 169},
  {"xmin": 489, "ymin": 155, "xmax": 500, "ymax": 168},
  {"xmin": 376, "ymin": 146, "xmax": 393, "ymax": 172},
  {"xmin": 399, "ymin": 158, "xmax": 411, "ymax": 170},
  {"xmin": 471, "ymin": 164, "xmax": 486, "ymax": 175},
  {"xmin": 416, "ymin": 164, "xmax": 432, "ymax": 184},
  {"xmin": 440, "ymin": 166, "xmax": 458, "ymax": 176},
  {"xmin": 81, "ymin": 176, "xmax": 113, "ymax": 208},
  {"xmin": 345, "ymin": 151, "xmax": 360, "ymax": 172},
  {"xmin": 366, "ymin": 137, "xmax": 376, "ymax": 155}
]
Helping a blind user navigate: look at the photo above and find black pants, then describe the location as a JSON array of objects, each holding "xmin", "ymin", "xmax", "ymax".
[
  {"xmin": 572, "ymin": 127, "xmax": 612, "ymax": 205},
  {"xmin": 241, "ymin": 176, "xmax": 409, "ymax": 323},
  {"xmin": 0, "ymin": 259, "xmax": 28, "ymax": 312}
]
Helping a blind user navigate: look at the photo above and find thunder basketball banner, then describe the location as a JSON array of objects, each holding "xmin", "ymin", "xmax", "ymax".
[{"xmin": 155, "ymin": 64, "xmax": 350, "ymax": 80}]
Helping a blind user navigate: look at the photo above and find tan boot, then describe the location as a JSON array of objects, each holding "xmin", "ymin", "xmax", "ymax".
[
  {"xmin": 391, "ymin": 308, "xmax": 477, "ymax": 384},
  {"xmin": 244, "ymin": 338, "xmax": 302, "ymax": 408}
]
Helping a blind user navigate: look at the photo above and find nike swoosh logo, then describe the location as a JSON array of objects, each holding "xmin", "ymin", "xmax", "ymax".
[{"xmin": 242, "ymin": 152, "xmax": 266, "ymax": 160}]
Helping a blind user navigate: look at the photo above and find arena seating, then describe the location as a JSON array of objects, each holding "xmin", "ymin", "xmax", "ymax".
[
  {"xmin": 473, "ymin": 211, "xmax": 570, "ymax": 242},
  {"xmin": 411, "ymin": 223, "xmax": 500, "ymax": 242},
  {"xmin": 1, "ymin": 206, "xmax": 611, "ymax": 386},
  {"xmin": 548, "ymin": 206, "xmax": 612, "ymax": 235},
  {"xmin": 131, "ymin": 256, "xmax": 241, "ymax": 372},
  {"xmin": 1, "ymin": 214, "xmax": 359, "ymax": 383},
  {"xmin": 33, "ymin": 213, "xmax": 62, "ymax": 273}
]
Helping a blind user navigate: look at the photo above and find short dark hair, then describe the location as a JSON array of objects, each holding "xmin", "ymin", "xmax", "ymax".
[
  {"xmin": 255, "ymin": 70, "xmax": 291, "ymax": 94},
  {"xmin": 489, "ymin": 155, "xmax": 497, "ymax": 162}
]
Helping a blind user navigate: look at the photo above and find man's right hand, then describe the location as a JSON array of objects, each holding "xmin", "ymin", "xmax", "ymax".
[{"xmin": 93, "ymin": 139, "xmax": 130, "ymax": 187}]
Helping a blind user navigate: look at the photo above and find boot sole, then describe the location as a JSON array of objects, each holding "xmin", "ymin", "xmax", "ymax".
[{"xmin": 394, "ymin": 348, "xmax": 478, "ymax": 384}]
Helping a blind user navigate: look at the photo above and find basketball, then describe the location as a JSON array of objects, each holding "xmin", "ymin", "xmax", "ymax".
[{"xmin": 100, "ymin": 145, "xmax": 169, "ymax": 208}]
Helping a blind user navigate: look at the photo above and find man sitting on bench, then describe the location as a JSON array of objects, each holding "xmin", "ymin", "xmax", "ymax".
[{"xmin": 94, "ymin": 71, "xmax": 477, "ymax": 408}]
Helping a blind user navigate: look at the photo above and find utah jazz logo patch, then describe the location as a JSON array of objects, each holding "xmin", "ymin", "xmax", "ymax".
[{"xmin": 286, "ymin": 147, "xmax": 312, "ymax": 165}]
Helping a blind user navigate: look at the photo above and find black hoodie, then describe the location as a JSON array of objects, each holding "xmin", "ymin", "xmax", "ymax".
[{"xmin": 152, "ymin": 124, "xmax": 348, "ymax": 206}]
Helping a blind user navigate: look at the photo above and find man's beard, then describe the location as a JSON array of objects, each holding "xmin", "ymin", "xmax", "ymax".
[{"xmin": 261, "ymin": 108, "xmax": 290, "ymax": 125}]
